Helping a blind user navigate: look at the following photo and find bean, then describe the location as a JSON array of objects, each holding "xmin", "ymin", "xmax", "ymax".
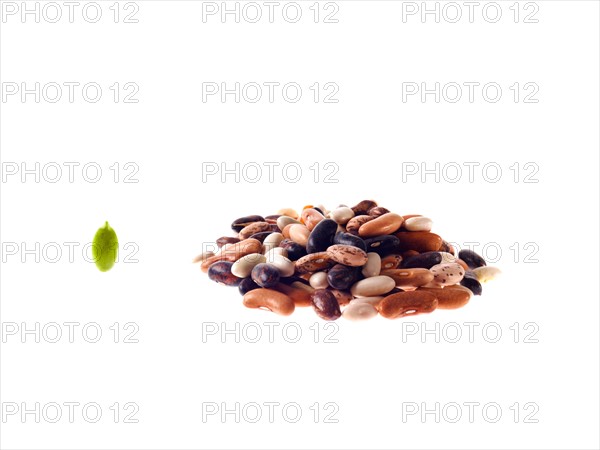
[
  {"xmin": 264, "ymin": 246, "xmax": 287, "ymax": 262},
  {"xmin": 349, "ymin": 296, "xmax": 385, "ymax": 308},
  {"xmin": 279, "ymin": 239, "xmax": 307, "ymax": 261},
  {"xmin": 216, "ymin": 236, "xmax": 241, "ymax": 248},
  {"xmin": 346, "ymin": 215, "xmax": 374, "ymax": 234},
  {"xmin": 350, "ymin": 276, "xmax": 396, "ymax": 297},
  {"xmin": 364, "ymin": 235, "xmax": 401, "ymax": 256},
  {"xmin": 231, "ymin": 253, "xmax": 267, "ymax": 278},
  {"xmin": 327, "ymin": 264, "xmax": 360, "ymax": 290},
  {"xmin": 419, "ymin": 285, "xmax": 471, "ymax": 309},
  {"xmin": 351, "ymin": 200, "xmax": 377, "ymax": 216},
  {"xmin": 330, "ymin": 289, "xmax": 352, "ymax": 306},
  {"xmin": 401, "ymin": 251, "xmax": 442, "ymax": 269},
  {"xmin": 264, "ymin": 214, "xmax": 281, "ymax": 225},
  {"xmin": 358, "ymin": 213, "xmax": 404, "ymax": 237},
  {"xmin": 262, "ymin": 232, "xmax": 284, "ymax": 253},
  {"xmin": 289, "ymin": 224, "xmax": 311, "ymax": 247},
  {"xmin": 342, "ymin": 302, "xmax": 378, "ymax": 321},
  {"xmin": 251, "ymin": 263, "xmax": 281, "ymax": 288},
  {"xmin": 403, "ymin": 216, "xmax": 433, "ymax": 232},
  {"xmin": 380, "ymin": 254, "xmax": 402, "ymax": 270},
  {"xmin": 92, "ymin": 221, "xmax": 119, "ymax": 272},
  {"xmin": 208, "ymin": 261, "xmax": 241, "ymax": 286},
  {"xmin": 311, "ymin": 289, "xmax": 342, "ymax": 321},
  {"xmin": 379, "ymin": 291, "xmax": 438, "ymax": 319},
  {"xmin": 231, "ymin": 215, "xmax": 265, "ymax": 233},
  {"xmin": 239, "ymin": 222, "xmax": 271, "ymax": 239},
  {"xmin": 309, "ymin": 271, "xmax": 329, "ymax": 289},
  {"xmin": 295, "ymin": 252, "xmax": 334, "ymax": 273},
  {"xmin": 301, "ymin": 208, "xmax": 326, "ymax": 231},
  {"xmin": 327, "ymin": 244, "xmax": 368, "ymax": 267},
  {"xmin": 429, "ymin": 263, "xmax": 465, "ymax": 287},
  {"xmin": 277, "ymin": 215, "xmax": 301, "ymax": 231},
  {"xmin": 394, "ymin": 231, "xmax": 443, "ymax": 253},
  {"xmin": 333, "ymin": 232, "xmax": 367, "ymax": 252},
  {"xmin": 307, "ymin": 219, "xmax": 338, "ymax": 253},
  {"xmin": 367, "ymin": 206, "xmax": 390, "ymax": 217},
  {"xmin": 243, "ymin": 288, "xmax": 295, "ymax": 316},
  {"xmin": 381, "ymin": 268, "xmax": 434, "ymax": 288},
  {"xmin": 248, "ymin": 231, "xmax": 273, "ymax": 243},
  {"xmin": 361, "ymin": 252, "xmax": 381, "ymax": 277},
  {"xmin": 238, "ymin": 277, "xmax": 260, "ymax": 295},
  {"xmin": 330, "ymin": 206, "xmax": 355, "ymax": 225},
  {"xmin": 458, "ymin": 249, "xmax": 487, "ymax": 269},
  {"xmin": 460, "ymin": 272, "xmax": 483, "ymax": 295},
  {"xmin": 269, "ymin": 254, "xmax": 295, "ymax": 277},
  {"xmin": 471, "ymin": 266, "xmax": 501, "ymax": 283}
]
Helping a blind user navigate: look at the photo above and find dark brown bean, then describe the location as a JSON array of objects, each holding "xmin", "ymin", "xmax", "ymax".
[
  {"xmin": 251, "ymin": 263, "xmax": 281, "ymax": 288},
  {"xmin": 208, "ymin": 261, "xmax": 241, "ymax": 286},
  {"xmin": 368, "ymin": 206, "xmax": 390, "ymax": 217},
  {"xmin": 327, "ymin": 264, "xmax": 360, "ymax": 290},
  {"xmin": 216, "ymin": 236, "xmax": 241, "ymax": 248},
  {"xmin": 231, "ymin": 215, "xmax": 265, "ymax": 233},
  {"xmin": 351, "ymin": 200, "xmax": 378, "ymax": 216},
  {"xmin": 311, "ymin": 289, "xmax": 342, "ymax": 321}
]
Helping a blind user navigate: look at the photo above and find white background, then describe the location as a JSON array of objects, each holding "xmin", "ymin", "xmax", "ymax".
[{"xmin": 1, "ymin": 1, "xmax": 599, "ymax": 449}]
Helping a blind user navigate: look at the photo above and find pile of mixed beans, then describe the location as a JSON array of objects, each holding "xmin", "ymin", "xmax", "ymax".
[{"xmin": 194, "ymin": 200, "xmax": 501, "ymax": 321}]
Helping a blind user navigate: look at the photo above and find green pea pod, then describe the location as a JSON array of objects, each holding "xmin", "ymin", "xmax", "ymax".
[{"xmin": 92, "ymin": 221, "xmax": 118, "ymax": 272}]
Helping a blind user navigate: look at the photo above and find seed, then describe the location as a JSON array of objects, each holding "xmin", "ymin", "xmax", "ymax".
[{"xmin": 92, "ymin": 221, "xmax": 118, "ymax": 272}]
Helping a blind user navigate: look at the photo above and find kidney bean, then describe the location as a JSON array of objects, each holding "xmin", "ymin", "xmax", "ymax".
[
  {"xmin": 378, "ymin": 291, "xmax": 438, "ymax": 319},
  {"xmin": 243, "ymin": 288, "xmax": 295, "ymax": 316},
  {"xmin": 208, "ymin": 261, "xmax": 241, "ymax": 286},
  {"xmin": 248, "ymin": 231, "xmax": 273, "ymax": 243},
  {"xmin": 351, "ymin": 200, "xmax": 378, "ymax": 216},
  {"xmin": 311, "ymin": 289, "xmax": 342, "ymax": 321},
  {"xmin": 327, "ymin": 264, "xmax": 360, "ymax": 290},
  {"xmin": 238, "ymin": 277, "xmax": 260, "ymax": 295},
  {"xmin": 460, "ymin": 272, "xmax": 483, "ymax": 295},
  {"xmin": 333, "ymin": 232, "xmax": 367, "ymax": 252},
  {"xmin": 363, "ymin": 235, "xmax": 401, "ymax": 256},
  {"xmin": 251, "ymin": 263, "xmax": 281, "ymax": 288},
  {"xmin": 401, "ymin": 251, "xmax": 443, "ymax": 269},
  {"xmin": 216, "ymin": 236, "xmax": 241, "ymax": 248},
  {"xmin": 307, "ymin": 219, "xmax": 338, "ymax": 253},
  {"xmin": 279, "ymin": 239, "xmax": 307, "ymax": 261},
  {"xmin": 458, "ymin": 249, "xmax": 487, "ymax": 269},
  {"xmin": 231, "ymin": 215, "xmax": 265, "ymax": 233}
]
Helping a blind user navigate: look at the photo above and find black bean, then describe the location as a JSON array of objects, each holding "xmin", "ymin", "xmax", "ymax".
[
  {"xmin": 401, "ymin": 251, "xmax": 442, "ymax": 269},
  {"xmin": 307, "ymin": 219, "xmax": 338, "ymax": 253},
  {"xmin": 333, "ymin": 232, "xmax": 367, "ymax": 252},
  {"xmin": 231, "ymin": 215, "xmax": 265, "ymax": 233},
  {"xmin": 327, "ymin": 264, "xmax": 360, "ymax": 290},
  {"xmin": 459, "ymin": 249, "xmax": 487, "ymax": 269},
  {"xmin": 460, "ymin": 272, "xmax": 483, "ymax": 295},
  {"xmin": 238, "ymin": 277, "xmax": 260, "ymax": 295},
  {"xmin": 363, "ymin": 235, "xmax": 401, "ymax": 256},
  {"xmin": 279, "ymin": 239, "xmax": 307, "ymax": 261}
]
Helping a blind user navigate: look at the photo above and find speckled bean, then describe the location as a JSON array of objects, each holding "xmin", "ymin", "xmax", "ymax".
[
  {"xmin": 327, "ymin": 244, "xmax": 368, "ymax": 267},
  {"xmin": 295, "ymin": 252, "xmax": 334, "ymax": 273},
  {"xmin": 346, "ymin": 215, "xmax": 374, "ymax": 234},
  {"xmin": 429, "ymin": 263, "xmax": 465, "ymax": 287},
  {"xmin": 351, "ymin": 200, "xmax": 377, "ymax": 216},
  {"xmin": 216, "ymin": 236, "xmax": 241, "ymax": 248},
  {"xmin": 239, "ymin": 222, "xmax": 271, "ymax": 239}
]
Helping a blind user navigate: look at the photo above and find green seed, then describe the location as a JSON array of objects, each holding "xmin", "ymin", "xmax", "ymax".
[{"xmin": 92, "ymin": 221, "xmax": 118, "ymax": 272}]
